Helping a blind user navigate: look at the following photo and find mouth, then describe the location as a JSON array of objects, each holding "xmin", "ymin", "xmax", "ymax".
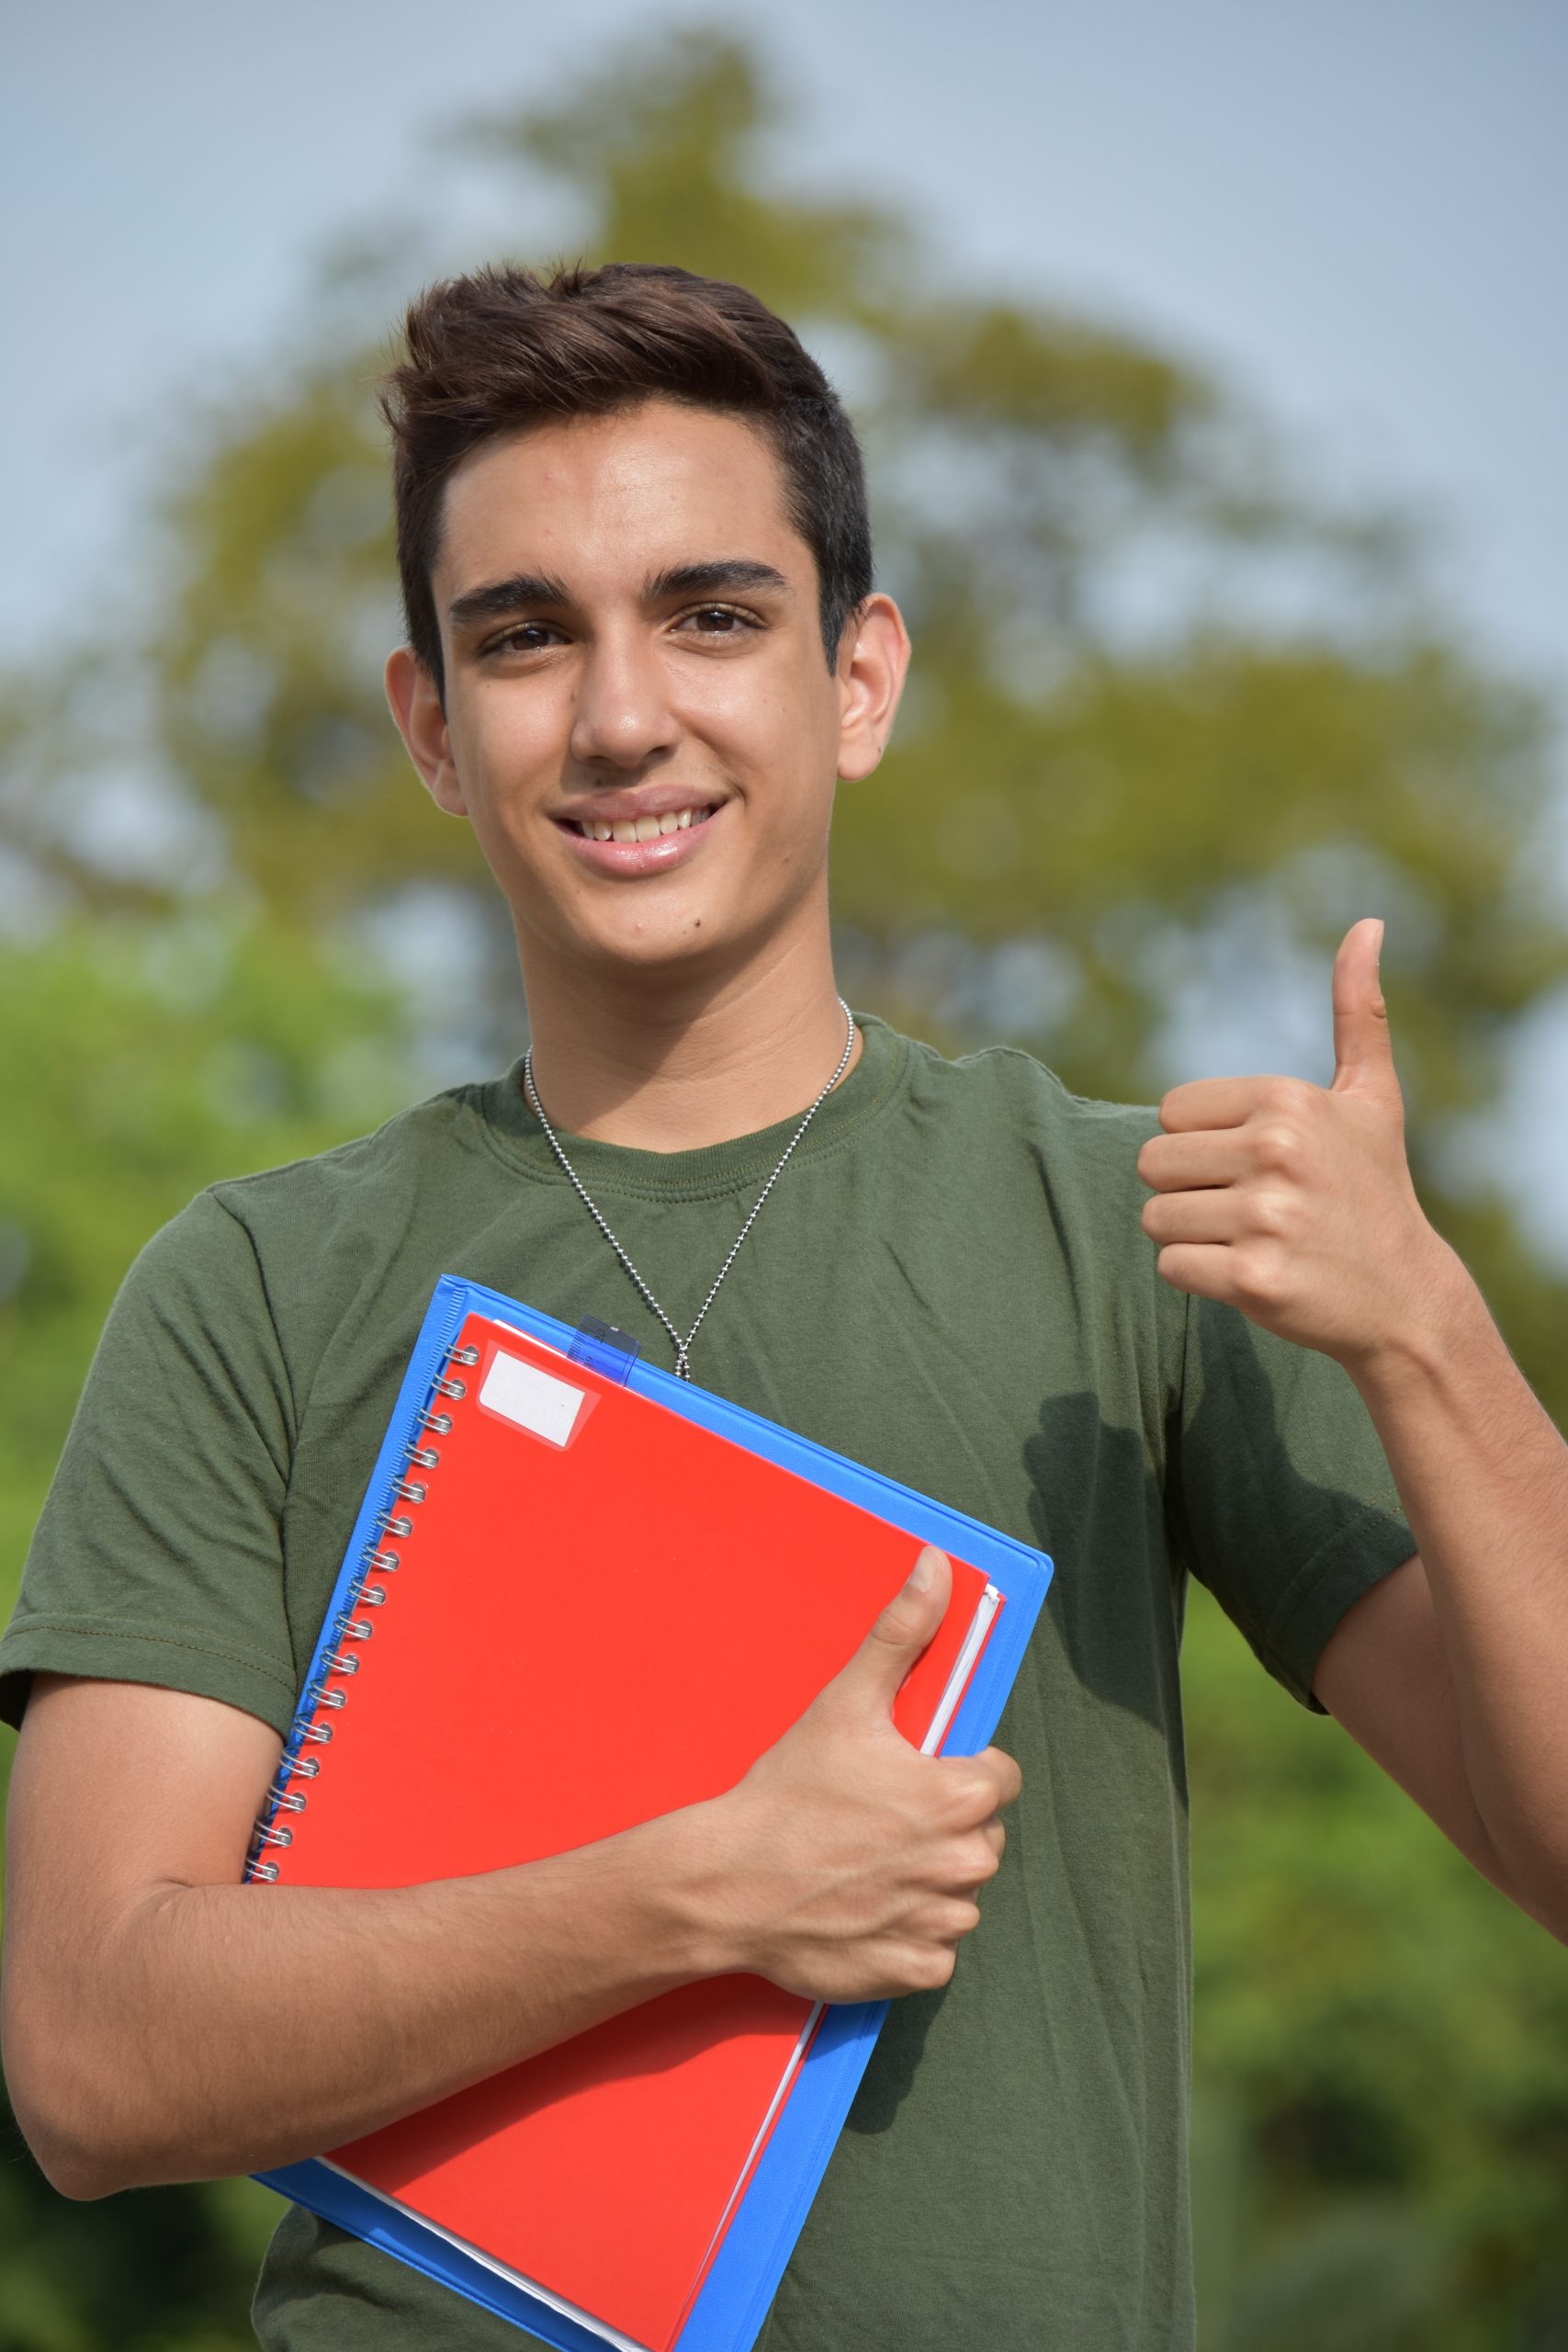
[
  {"xmin": 551, "ymin": 797, "xmax": 726, "ymax": 877},
  {"xmin": 559, "ymin": 804, "xmax": 718, "ymax": 843}
]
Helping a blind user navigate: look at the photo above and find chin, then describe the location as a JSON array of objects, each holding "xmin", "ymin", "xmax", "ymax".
[{"xmin": 571, "ymin": 915, "xmax": 737, "ymax": 980}]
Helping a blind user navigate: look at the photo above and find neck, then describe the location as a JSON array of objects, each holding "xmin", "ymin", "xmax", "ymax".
[{"xmin": 517, "ymin": 910, "xmax": 860, "ymax": 1151}]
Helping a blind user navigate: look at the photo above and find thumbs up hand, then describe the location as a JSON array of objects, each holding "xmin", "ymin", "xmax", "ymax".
[
  {"xmin": 1137, "ymin": 920, "xmax": 1458, "ymax": 1371},
  {"xmin": 700, "ymin": 1546, "xmax": 1022, "ymax": 2004}
]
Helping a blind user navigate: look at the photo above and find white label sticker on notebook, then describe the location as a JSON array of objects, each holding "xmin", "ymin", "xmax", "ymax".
[{"xmin": 479, "ymin": 1351, "xmax": 588, "ymax": 1448}]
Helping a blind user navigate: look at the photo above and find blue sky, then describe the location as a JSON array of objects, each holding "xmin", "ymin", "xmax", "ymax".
[
  {"xmin": 8, "ymin": 0, "xmax": 1562, "ymax": 672},
  {"xmin": 6, "ymin": 0, "xmax": 1566, "ymax": 1243}
]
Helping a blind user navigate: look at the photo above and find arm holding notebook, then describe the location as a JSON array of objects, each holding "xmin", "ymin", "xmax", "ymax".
[{"xmin": 3, "ymin": 1548, "xmax": 1018, "ymax": 2199}]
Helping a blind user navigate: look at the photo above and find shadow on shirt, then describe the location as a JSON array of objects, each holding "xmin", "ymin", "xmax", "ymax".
[{"xmin": 843, "ymin": 1374, "xmax": 1409, "ymax": 2136}]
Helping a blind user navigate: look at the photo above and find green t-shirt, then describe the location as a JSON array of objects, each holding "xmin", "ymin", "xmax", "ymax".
[{"xmin": 0, "ymin": 1014, "xmax": 1414, "ymax": 2352}]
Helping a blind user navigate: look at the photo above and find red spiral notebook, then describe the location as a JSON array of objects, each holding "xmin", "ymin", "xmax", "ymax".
[{"xmin": 248, "ymin": 1281, "xmax": 1048, "ymax": 2352}]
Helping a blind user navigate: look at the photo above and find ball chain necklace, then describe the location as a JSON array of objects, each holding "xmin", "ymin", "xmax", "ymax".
[{"xmin": 523, "ymin": 999, "xmax": 856, "ymax": 1381}]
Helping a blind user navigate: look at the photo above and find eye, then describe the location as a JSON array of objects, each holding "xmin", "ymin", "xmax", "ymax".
[
  {"xmin": 680, "ymin": 605, "xmax": 758, "ymax": 637},
  {"xmin": 487, "ymin": 621, "xmax": 565, "ymax": 656}
]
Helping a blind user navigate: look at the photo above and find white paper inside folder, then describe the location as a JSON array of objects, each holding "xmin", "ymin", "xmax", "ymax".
[
  {"xmin": 479, "ymin": 1350, "xmax": 590, "ymax": 1449},
  {"xmin": 921, "ymin": 1583, "xmax": 1002, "ymax": 1755}
]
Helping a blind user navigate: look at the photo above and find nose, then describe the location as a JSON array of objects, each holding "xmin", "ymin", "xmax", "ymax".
[{"xmin": 568, "ymin": 625, "xmax": 681, "ymax": 774}]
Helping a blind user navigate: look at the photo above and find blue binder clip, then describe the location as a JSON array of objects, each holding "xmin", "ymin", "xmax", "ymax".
[{"xmin": 568, "ymin": 1314, "xmax": 642, "ymax": 1386}]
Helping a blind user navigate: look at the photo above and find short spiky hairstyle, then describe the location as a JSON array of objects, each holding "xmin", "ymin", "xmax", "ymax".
[{"xmin": 378, "ymin": 261, "xmax": 874, "ymax": 695}]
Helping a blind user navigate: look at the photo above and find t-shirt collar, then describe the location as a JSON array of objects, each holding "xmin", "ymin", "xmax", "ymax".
[{"xmin": 476, "ymin": 1011, "xmax": 905, "ymax": 1201}]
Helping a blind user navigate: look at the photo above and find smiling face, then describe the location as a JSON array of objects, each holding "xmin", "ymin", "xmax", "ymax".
[{"xmin": 386, "ymin": 398, "xmax": 908, "ymax": 996}]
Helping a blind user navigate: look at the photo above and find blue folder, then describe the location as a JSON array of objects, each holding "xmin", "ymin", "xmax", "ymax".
[{"xmin": 254, "ymin": 1272, "xmax": 1053, "ymax": 2352}]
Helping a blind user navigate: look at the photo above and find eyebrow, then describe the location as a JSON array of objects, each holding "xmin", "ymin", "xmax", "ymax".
[
  {"xmin": 644, "ymin": 560, "xmax": 793, "ymax": 603},
  {"xmin": 446, "ymin": 558, "xmax": 793, "ymax": 630},
  {"xmin": 446, "ymin": 571, "xmax": 572, "ymax": 628}
]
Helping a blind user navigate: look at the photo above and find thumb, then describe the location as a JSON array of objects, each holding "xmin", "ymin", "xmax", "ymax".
[
  {"xmin": 1330, "ymin": 918, "xmax": 1399, "ymax": 1103},
  {"xmin": 829, "ymin": 1545, "xmax": 952, "ymax": 1717}
]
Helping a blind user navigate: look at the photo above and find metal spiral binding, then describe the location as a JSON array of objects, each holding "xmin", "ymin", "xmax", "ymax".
[{"xmin": 245, "ymin": 1333, "xmax": 480, "ymax": 1884}]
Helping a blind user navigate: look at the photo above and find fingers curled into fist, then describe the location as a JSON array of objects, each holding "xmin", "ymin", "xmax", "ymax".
[
  {"xmin": 1134, "ymin": 920, "xmax": 1461, "ymax": 1372},
  {"xmin": 707, "ymin": 1550, "xmax": 1024, "ymax": 2006}
]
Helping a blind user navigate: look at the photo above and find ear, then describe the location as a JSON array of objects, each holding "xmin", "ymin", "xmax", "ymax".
[
  {"xmin": 385, "ymin": 645, "xmax": 468, "ymax": 818},
  {"xmin": 835, "ymin": 594, "xmax": 911, "ymax": 784}
]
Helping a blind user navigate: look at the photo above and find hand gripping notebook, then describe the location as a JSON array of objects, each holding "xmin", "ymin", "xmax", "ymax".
[{"xmin": 250, "ymin": 1275, "xmax": 1051, "ymax": 2352}]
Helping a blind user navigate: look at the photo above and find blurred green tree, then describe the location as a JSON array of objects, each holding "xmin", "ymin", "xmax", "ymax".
[
  {"xmin": 24, "ymin": 28, "xmax": 1549, "ymax": 1402},
  {"xmin": 0, "ymin": 918, "xmax": 414, "ymax": 2351},
  {"xmin": 2, "ymin": 23, "xmax": 1565, "ymax": 2350}
]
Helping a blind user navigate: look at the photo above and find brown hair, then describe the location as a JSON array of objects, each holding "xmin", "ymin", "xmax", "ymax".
[{"xmin": 378, "ymin": 261, "xmax": 874, "ymax": 695}]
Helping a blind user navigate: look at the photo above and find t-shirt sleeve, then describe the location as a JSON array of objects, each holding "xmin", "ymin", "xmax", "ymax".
[
  {"xmin": 1166, "ymin": 1289, "xmax": 1416, "ymax": 1712},
  {"xmin": 0, "ymin": 1191, "xmax": 300, "ymax": 1738}
]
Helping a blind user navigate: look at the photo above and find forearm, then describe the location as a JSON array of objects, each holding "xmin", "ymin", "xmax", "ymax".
[
  {"xmin": 1352, "ymin": 1244, "xmax": 1568, "ymax": 1917},
  {"xmin": 6, "ymin": 1567, "xmax": 1018, "ymax": 2199},
  {"xmin": 8, "ymin": 1804, "xmax": 723, "ymax": 2198}
]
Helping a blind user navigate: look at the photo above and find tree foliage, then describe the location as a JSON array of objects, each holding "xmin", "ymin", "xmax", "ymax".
[{"xmin": 1, "ymin": 25, "xmax": 1565, "ymax": 2348}]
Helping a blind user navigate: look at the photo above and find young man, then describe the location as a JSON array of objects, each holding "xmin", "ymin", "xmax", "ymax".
[{"xmin": 2, "ymin": 263, "xmax": 1565, "ymax": 2352}]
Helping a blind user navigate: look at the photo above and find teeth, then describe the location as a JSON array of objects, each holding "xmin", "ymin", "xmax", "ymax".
[{"xmin": 573, "ymin": 807, "xmax": 710, "ymax": 842}]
